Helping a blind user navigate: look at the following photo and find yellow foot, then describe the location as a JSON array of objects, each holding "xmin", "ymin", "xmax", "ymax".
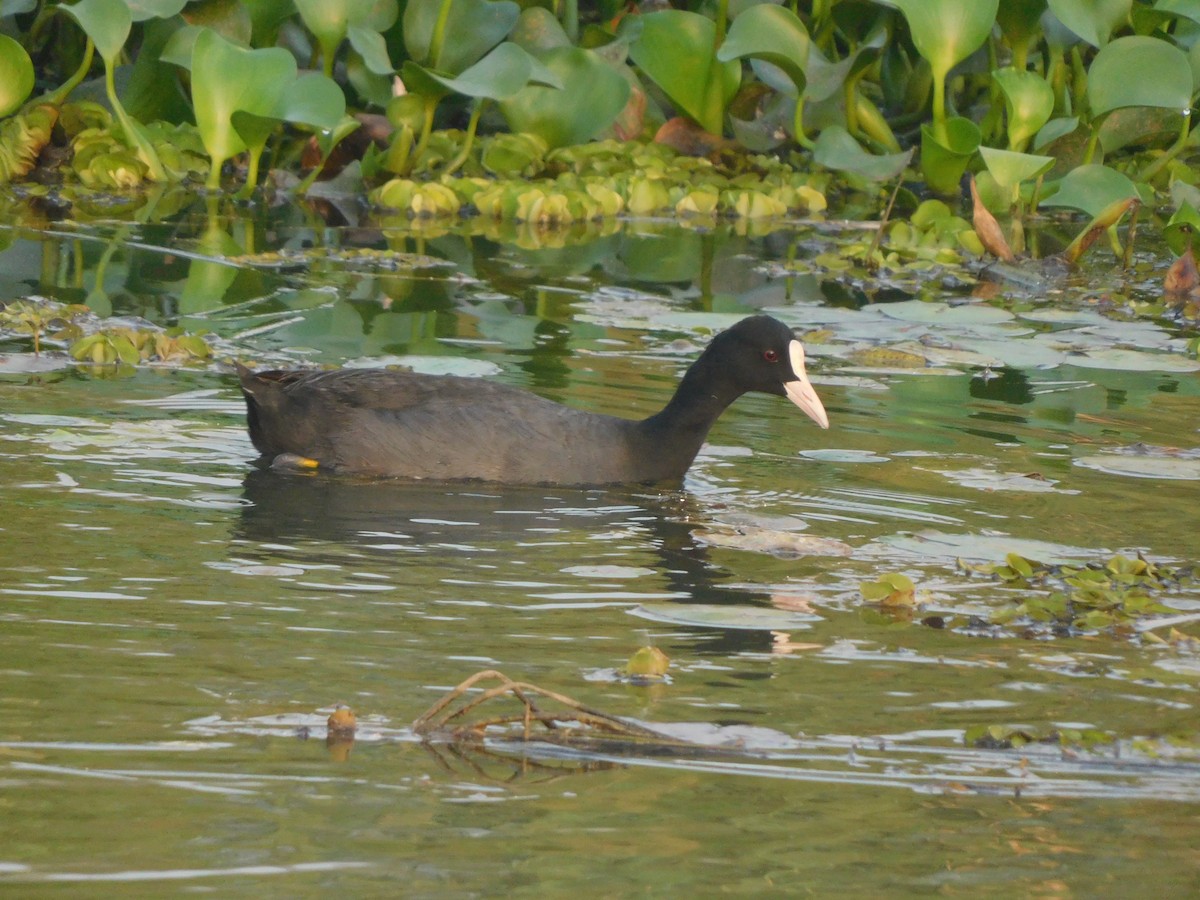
[{"xmin": 271, "ymin": 453, "xmax": 320, "ymax": 472}]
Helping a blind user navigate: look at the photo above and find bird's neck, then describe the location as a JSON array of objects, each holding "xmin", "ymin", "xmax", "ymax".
[{"xmin": 637, "ymin": 353, "xmax": 738, "ymax": 445}]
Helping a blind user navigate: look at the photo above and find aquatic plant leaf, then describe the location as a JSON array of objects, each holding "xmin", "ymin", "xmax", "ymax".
[
  {"xmin": 1088, "ymin": 36, "xmax": 1193, "ymax": 117},
  {"xmin": 191, "ymin": 28, "xmax": 297, "ymax": 182},
  {"xmin": 126, "ymin": 0, "xmax": 189, "ymax": 21},
  {"xmin": 64, "ymin": 0, "xmax": 131, "ymax": 61},
  {"xmin": 0, "ymin": 34, "xmax": 34, "ymax": 119},
  {"xmin": 993, "ymin": 67, "xmax": 1054, "ymax": 151},
  {"xmin": 717, "ymin": 4, "xmax": 810, "ymax": 95},
  {"xmin": 427, "ymin": 42, "xmax": 562, "ymax": 101},
  {"xmin": 1165, "ymin": 202, "xmax": 1200, "ymax": 256},
  {"xmin": 294, "ymin": 0, "xmax": 372, "ymax": 70},
  {"xmin": 861, "ymin": 573, "xmax": 916, "ymax": 607},
  {"xmin": 348, "ymin": 23, "xmax": 394, "ymax": 75},
  {"xmin": 629, "ymin": 603, "xmax": 820, "ymax": 631},
  {"xmin": 509, "ymin": 7, "xmax": 572, "ymax": 53},
  {"xmin": 1034, "ymin": 115, "xmax": 1080, "ymax": 150},
  {"xmin": 623, "ymin": 646, "xmax": 670, "ymax": 678},
  {"xmin": 499, "ymin": 47, "xmax": 629, "ymax": 148},
  {"xmin": 887, "ymin": 0, "xmax": 998, "ymax": 83},
  {"xmin": 0, "ymin": 105, "xmax": 55, "ymax": 184},
  {"xmin": 1040, "ymin": 163, "xmax": 1139, "ymax": 216},
  {"xmin": 979, "ymin": 147, "xmax": 1055, "ymax": 193},
  {"xmin": 813, "ymin": 126, "xmax": 913, "ymax": 181},
  {"xmin": 625, "ymin": 10, "xmax": 740, "ymax": 136},
  {"xmin": 1048, "ymin": 0, "xmax": 1131, "ymax": 47},
  {"xmin": 880, "ymin": 531, "xmax": 1095, "ymax": 565},
  {"xmin": 997, "ymin": 0, "xmax": 1048, "ymax": 50},
  {"xmin": 404, "ymin": 0, "xmax": 520, "ymax": 73},
  {"xmin": 920, "ymin": 116, "xmax": 981, "ymax": 195}
]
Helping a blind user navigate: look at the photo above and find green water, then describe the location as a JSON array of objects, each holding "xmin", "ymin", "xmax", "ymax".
[{"xmin": 1, "ymin": 205, "xmax": 1199, "ymax": 895}]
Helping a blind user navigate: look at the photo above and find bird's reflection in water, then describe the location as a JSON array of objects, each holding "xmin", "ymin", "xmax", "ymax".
[{"xmin": 236, "ymin": 469, "xmax": 784, "ymax": 654}]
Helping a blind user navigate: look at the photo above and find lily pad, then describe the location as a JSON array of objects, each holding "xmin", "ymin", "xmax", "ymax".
[
  {"xmin": 629, "ymin": 602, "xmax": 820, "ymax": 630},
  {"xmin": 562, "ymin": 565, "xmax": 657, "ymax": 578},
  {"xmin": 928, "ymin": 467, "xmax": 1077, "ymax": 493},
  {"xmin": 798, "ymin": 449, "xmax": 890, "ymax": 463},
  {"xmin": 1058, "ymin": 347, "xmax": 1200, "ymax": 373},
  {"xmin": 879, "ymin": 530, "xmax": 1097, "ymax": 565},
  {"xmin": 877, "ymin": 301, "xmax": 1014, "ymax": 326},
  {"xmin": 0, "ymin": 353, "xmax": 75, "ymax": 374},
  {"xmin": 1074, "ymin": 455, "xmax": 1200, "ymax": 480}
]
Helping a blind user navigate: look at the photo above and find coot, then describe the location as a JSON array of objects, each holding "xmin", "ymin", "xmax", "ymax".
[{"xmin": 237, "ymin": 315, "xmax": 829, "ymax": 485}]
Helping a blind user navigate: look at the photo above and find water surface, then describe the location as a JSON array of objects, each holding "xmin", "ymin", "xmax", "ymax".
[{"xmin": 1, "ymin": 204, "xmax": 1198, "ymax": 894}]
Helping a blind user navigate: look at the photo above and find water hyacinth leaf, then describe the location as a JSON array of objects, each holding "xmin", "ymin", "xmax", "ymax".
[
  {"xmin": 404, "ymin": 0, "xmax": 520, "ymax": 73},
  {"xmin": 1157, "ymin": 0, "xmax": 1200, "ymax": 26},
  {"xmin": 348, "ymin": 24, "xmax": 394, "ymax": 76},
  {"xmin": 993, "ymin": 68, "xmax": 1054, "ymax": 151},
  {"xmin": 1088, "ymin": 36, "xmax": 1194, "ymax": 117},
  {"xmin": 510, "ymin": 6, "xmax": 573, "ymax": 53},
  {"xmin": 0, "ymin": 35, "xmax": 34, "ymax": 118},
  {"xmin": 1040, "ymin": 163, "xmax": 1139, "ymax": 216},
  {"xmin": 625, "ymin": 10, "xmax": 740, "ymax": 135},
  {"xmin": 716, "ymin": 4, "xmax": 811, "ymax": 95},
  {"xmin": 887, "ymin": 0, "xmax": 998, "ymax": 77},
  {"xmin": 813, "ymin": 125, "xmax": 913, "ymax": 180},
  {"xmin": 276, "ymin": 72, "xmax": 347, "ymax": 131},
  {"xmin": 126, "ymin": 0, "xmax": 189, "ymax": 21},
  {"xmin": 1165, "ymin": 201, "xmax": 1200, "ymax": 255},
  {"xmin": 191, "ymin": 28, "xmax": 298, "ymax": 187},
  {"xmin": 887, "ymin": 0, "xmax": 998, "ymax": 141},
  {"xmin": 997, "ymin": 0, "xmax": 1048, "ymax": 61},
  {"xmin": 64, "ymin": 0, "xmax": 132, "ymax": 61},
  {"xmin": 1034, "ymin": 115, "xmax": 1080, "ymax": 150},
  {"xmin": 427, "ymin": 42, "xmax": 562, "ymax": 101},
  {"xmin": 920, "ymin": 116, "xmax": 981, "ymax": 195},
  {"xmin": 979, "ymin": 147, "xmax": 1055, "ymax": 191},
  {"xmin": 63, "ymin": 0, "xmax": 169, "ymax": 182},
  {"xmin": 159, "ymin": 23, "xmax": 205, "ymax": 69},
  {"xmin": 1047, "ymin": 0, "xmax": 1132, "ymax": 47},
  {"xmin": 499, "ymin": 47, "xmax": 629, "ymax": 148},
  {"xmin": 294, "ymin": 0, "xmax": 379, "ymax": 74}
]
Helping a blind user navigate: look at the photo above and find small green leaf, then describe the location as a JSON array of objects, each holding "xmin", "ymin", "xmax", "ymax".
[{"xmin": 0, "ymin": 34, "xmax": 35, "ymax": 119}]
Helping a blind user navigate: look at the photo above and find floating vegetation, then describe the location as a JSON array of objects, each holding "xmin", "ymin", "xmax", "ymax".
[
  {"xmin": 965, "ymin": 552, "xmax": 1195, "ymax": 635},
  {"xmin": 371, "ymin": 138, "xmax": 829, "ymax": 223},
  {"xmin": 621, "ymin": 646, "xmax": 671, "ymax": 683},
  {"xmin": 965, "ymin": 723, "xmax": 1114, "ymax": 751},
  {"xmin": 1, "ymin": 297, "xmax": 211, "ymax": 368}
]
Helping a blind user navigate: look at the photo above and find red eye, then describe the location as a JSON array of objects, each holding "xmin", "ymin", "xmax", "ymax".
[{"xmin": 762, "ymin": 349, "xmax": 779, "ymax": 362}]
